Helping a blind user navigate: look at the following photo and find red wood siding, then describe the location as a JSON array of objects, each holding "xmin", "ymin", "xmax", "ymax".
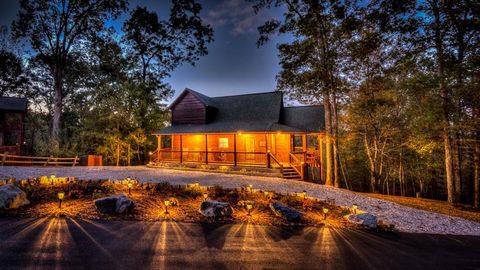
[{"xmin": 172, "ymin": 92, "xmax": 206, "ymax": 124}]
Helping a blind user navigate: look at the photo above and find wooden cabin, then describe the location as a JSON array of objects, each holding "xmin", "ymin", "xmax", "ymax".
[
  {"xmin": 0, "ymin": 97, "xmax": 27, "ymax": 155},
  {"xmin": 153, "ymin": 89, "xmax": 325, "ymax": 181}
]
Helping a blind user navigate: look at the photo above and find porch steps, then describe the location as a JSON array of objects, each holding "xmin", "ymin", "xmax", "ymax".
[{"xmin": 282, "ymin": 166, "xmax": 302, "ymax": 180}]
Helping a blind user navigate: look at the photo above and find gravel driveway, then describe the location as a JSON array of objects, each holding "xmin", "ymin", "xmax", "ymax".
[{"xmin": 1, "ymin": 166, "xmax": 480, "ymax": 236}]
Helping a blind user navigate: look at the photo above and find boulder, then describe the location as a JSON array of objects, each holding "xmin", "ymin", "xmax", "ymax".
[
  {"xmin": 199, "ymin": 200, "xmax": 233, "ymax": 219},
  {"xmin": 0, "ymin": 184, "xmax": 30, "ymax": 210},
  {"xmin": 269, "ymin": 202, "xmax": 302, "ymax": 222},
  {"xmin": 347, "ymin": 213, "xmax": 377, "ymax": 229},
  {"xmin": 94, "ymin": 194, "xmax": 135, "ymax": 214}
]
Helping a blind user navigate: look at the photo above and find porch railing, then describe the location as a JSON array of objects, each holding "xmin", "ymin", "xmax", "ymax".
[{"xmin": 152, "ymin": 150, "xmax": 268, "ymax": 167}]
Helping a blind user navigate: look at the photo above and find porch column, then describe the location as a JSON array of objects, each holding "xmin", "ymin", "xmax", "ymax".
[
  {"xmin": 265, "ymin": 133, "xmax": 268, "ymax": 168},
  {"xmin": 205, "ymin": 134, "xmax": 208, "ymax": 164},
  {"xmin": 233, "ymin": 133, "xmax": 237, "ymax": 166},
  {"xmin": 180, "ymin": 135, "xmax": 183, "ymax": 163},
  {"xmin": 302, "ymin": 134, "xmax": 307, "ymax": 162},
  {"xmin": 157, "ymin": 135, "xmax": 161, "ymax": 161},
  {"xmin": 318, "ymin": 134, "xmax": 324, "ymax": 183}
]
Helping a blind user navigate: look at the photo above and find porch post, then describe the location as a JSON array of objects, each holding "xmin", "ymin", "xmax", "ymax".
[
  {"xmin": 319, "ymin": 134, "xmax": 323, "ymax": 182},
  {"xmin": 302, "ymin": 134, "xmax": 307, "ymax": 162},
  {"xmin": 180, "ymin": 135, "xmax": 183, "ymax": 163},
  {"xmin": 205, "ymin": 134, "xmax": 208, "ymax": 164},
  {"xmin": 265, "ymin": 133, "xmax": 268, "ymax": 168},
  {"xmin": 157, "ymin": 135, "xmax": 161, "ymax": 162},
  {"xmin": 233, "ymin": 133, "xmax": 237, "ymax": 166}
]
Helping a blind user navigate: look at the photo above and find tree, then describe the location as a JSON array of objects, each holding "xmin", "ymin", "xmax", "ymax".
[
  {"xmin": 254, "ymin": 0, "xmax": 358, "ymax": 187},
  {"xmin": 122, "ymin": 1, "xmax": 213, "ymax": 161},
  {"xmin": 12, "ymin": 0, "xmax": 127, "ymax": 153}
]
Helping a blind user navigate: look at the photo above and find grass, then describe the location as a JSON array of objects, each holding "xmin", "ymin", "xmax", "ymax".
[{"xmin": 361, "ymin": 192, "xmax": 480, "ymax": 223}]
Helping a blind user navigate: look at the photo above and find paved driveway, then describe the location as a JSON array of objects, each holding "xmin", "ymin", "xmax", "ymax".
[
  {"xmin": 1, "ymin": 166, "xmax": 480, "ymax": 235},
  {"xmin": 0, "ymin": 217, "xmax": 479, "ymax": 270}
]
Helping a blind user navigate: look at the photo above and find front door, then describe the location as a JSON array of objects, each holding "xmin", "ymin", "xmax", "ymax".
[{"xmin": 245, "ymin": 137, "xmax": 255, "ymax": 161}]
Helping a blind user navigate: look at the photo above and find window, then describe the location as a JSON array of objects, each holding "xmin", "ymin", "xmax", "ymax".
[{"xmin": 218, "ymin": 138, "xmax": 229, "ymax": 149}]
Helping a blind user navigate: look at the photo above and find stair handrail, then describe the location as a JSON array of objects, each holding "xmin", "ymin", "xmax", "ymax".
[
  {"xmin": 289, "ymin": 152, "xmax": 304, "ymax": 180},
  {"xmin": 267, "ymin": 152, "xmax": 283, "ymax": 174}
]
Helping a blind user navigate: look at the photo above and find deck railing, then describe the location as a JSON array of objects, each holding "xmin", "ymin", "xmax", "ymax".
[
  {"xmin": 153, "ymin": 150, "xmax": 268, "ymax": 167},
  {"xmin": 0, "ymin": 154, "xmax": 79, "ymax": 167}
]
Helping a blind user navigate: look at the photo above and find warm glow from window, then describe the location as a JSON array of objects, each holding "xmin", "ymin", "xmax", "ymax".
[{"xmin": 219, "ymin": 138, "xmax": 229, "ymax": 148}]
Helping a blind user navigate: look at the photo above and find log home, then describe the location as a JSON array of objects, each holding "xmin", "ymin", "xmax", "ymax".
[
  {"xmin": 153, "ymin": 89, "xmax": 325, "ymax": 181},
  {"xmin": 0, "ymin": 97, "xmax": 27, "ymax": 155}
]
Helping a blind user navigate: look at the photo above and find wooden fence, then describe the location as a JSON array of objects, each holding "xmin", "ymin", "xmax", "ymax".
[{"xmin": 0, "ymin": 154, "xmax": 79, "ymax": 167}]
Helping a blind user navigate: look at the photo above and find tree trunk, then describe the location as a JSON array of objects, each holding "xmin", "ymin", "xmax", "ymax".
[
  {"xmin": 453, "ymin": 135, "xmax": 462, "ymax": 202},
  {"xmin": 474, "ymin": 108, "xmax": 480, "ymax": 208},
  {"xmin": 51, "ymin": 64, "xmax": 63, "ymax": 154},
  {"xmin": 324, "ymin": 93, "xmax": 334, "ymax": 186},
  {"xmin": 331, "ymin": 92, "xmax": 340, "ymax": 188},
  {"xmin": 432, "ymin": 0, "xmax": 455, "ymax": 204}
]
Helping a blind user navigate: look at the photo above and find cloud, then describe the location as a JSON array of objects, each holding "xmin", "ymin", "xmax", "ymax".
[{"xmin": 205, "ymin": 0, "xmax": 270, "ymax": 35}]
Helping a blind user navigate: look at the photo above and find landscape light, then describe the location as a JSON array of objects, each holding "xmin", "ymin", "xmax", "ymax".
[
  {"xmin": 58, "ymin": 192, "xmax": 65, "ymax": 208},
  {"xmin": 203, "ymin": 192, "xmax": 209, "ymax": 201},
  {"xmin": 322, "ymin": 207, "xmax": 329, "ymax": 220},
  {"xmin": 246, "ymin": 202, "xmax": 253, "ymax": 216},
  {"xmin": 164, "ymin": 200, "xmax": 170, "ymax": 215},
  {"xmin": 127, "ymin": 182, "xmax": 133, "ymax": 195},
  {"xmin": 302, "ymin": 190, "xmax": 307, "ymax": 200},
  {"xmin": 352, "ymin": 204, "xmax": 358, "ymax": 214},
  {"xmin": 247, "ymin": 184, "xmax": 253, "ymax": 193},
  {"xmin": 50, "ymin": 175, "xmax": 56, "ymax": 185}
]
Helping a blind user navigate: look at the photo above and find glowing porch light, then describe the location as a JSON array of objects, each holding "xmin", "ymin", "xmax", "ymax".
[
  {"xmin": 322, "ymin": 207, "xmax": 329, "ymax": 220},
  {"xmin": 352, "ymin": 203, "xmax": 358, "ymax": 214},
  {"xmin": 57, "ymin": 192, "xmax": 65, "ymax": 208},
  {"xmin": 164, "ymin": 200, "xmax": 171, "ymax": 214}
]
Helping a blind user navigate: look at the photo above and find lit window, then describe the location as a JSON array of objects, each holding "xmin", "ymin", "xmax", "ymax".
[{"xmin": 219, "ymin": 138, "xmax": 229, "ymax": 148}]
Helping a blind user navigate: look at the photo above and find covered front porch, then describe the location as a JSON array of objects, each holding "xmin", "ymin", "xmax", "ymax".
[{"xmin": 152, "ymin": 132, "xmax": 325, "ymax": 181}]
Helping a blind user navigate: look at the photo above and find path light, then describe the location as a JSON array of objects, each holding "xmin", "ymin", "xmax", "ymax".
[
  {"xmin": 203, "ymin": 192, "xmax": 209, "ymax": 201},
  {"xmin": 127, "ymin": 182, "xmax": 133, "ymax": 195},
  {"xmin": 322, "ymin": 207, "xmax": 329, "ymax": 220},
  {"xmin": 247, "ymin": 184, "xmax": 253, "ymax": 193},
  {"xmin": 164, "ymin": 200, "xmax": 170, "ymax": 215},
  {"xmin": 352, "ymin": 204, "xmax": 358, "ymax": 214},
  {"xmin": 246, "ymin": 202, "xmax": 253, "ymax": 216},
  {"xmin": 50, "ymin": 175, "xmax": 56, "ymax": 185},
  {"xmin": 58, "ymin": 192, "xmax": 65, "ymax": 208},
  {"xmin": 302, "ymin": 190, "xmax": 307, "ymax": 200}
]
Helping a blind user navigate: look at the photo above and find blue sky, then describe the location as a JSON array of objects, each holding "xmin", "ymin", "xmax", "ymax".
[{"xmin": 0, "ymin": 0, "xmax": 289, "ymax": 102}]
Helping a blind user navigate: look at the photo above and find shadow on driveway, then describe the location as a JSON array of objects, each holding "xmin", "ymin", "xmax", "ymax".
[{"xmin": 0, "ymin": 217, "xmax": 479, "ymax": 270}]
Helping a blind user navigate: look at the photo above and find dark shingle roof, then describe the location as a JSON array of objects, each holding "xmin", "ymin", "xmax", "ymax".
[
  {"xmin": 156, "ymin": 89, "xmax": 324, "ymax": 134},
  {"xmin": 0, "ymin": 97, "xmax": 27, "ymax": 111},
  {"xmin": 281, "ymin": 106, "xmax": 325, "ymax": 132}
]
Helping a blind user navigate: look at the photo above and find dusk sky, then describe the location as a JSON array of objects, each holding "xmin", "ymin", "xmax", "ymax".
[{"xmin": 0, "ymin": 0, "xmax": 289, "ymax": 102}]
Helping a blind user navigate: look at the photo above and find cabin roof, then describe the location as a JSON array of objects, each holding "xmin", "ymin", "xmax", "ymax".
[
  {"xmin": 0, "ymin": 97, "xmax": 27, "ymax": 111},
  {"xmin": 156, "ymin": 89, "xmax": 325, "ymax": 134}
]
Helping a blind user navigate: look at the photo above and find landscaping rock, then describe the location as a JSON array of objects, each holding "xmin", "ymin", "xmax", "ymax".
[
  {"xmin": 0, "ymin": 184, "xmax": 30, "ymax": 210},
  {"xmin": 269, "ymin": 202, "xmax": 302, "ymax": 222},
  {"xmin": 94, "ymin": 194, "xmax": 135, "ymax": 214},
  {"xmin": 347, "ymin": 213, "xmax": 377, "ymax": 229},
  {"xmin": 199, "ymin": 200, "xmax": 233, "ymax": 219}
]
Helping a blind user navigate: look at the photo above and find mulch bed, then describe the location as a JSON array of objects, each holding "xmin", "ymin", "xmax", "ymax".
[{"xmin": 1, "ymin": 178, "xmax": 355, "ymax": 228}]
